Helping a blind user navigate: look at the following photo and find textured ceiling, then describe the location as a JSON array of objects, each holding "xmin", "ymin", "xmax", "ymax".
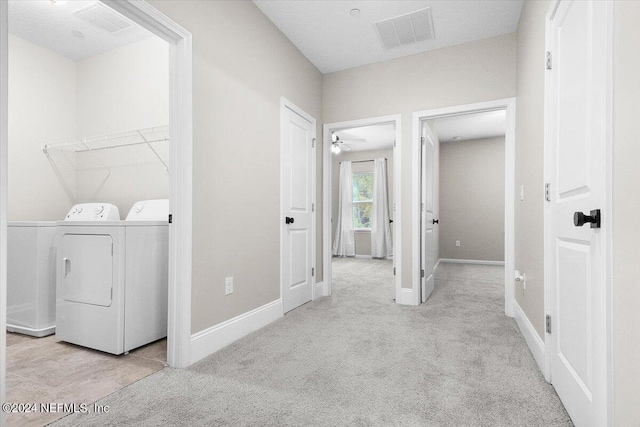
[
  {"xmin": 8, "ymin": 0, "xmax": 153, "ymax": 60},
  {"xmin": 431, "ymin": 110, "xmax": 506, "ymax": 143},
  {"xmin": 254, "ymin": 0, "xmax": 524, "ymax": 74}
]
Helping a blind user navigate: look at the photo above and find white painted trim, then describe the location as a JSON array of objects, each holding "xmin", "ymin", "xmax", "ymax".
[
  {"xmin": 439, "ymin": 258, "xmax": 505, "ymax": 266},
  {"xmin": 434, "ymin": 258, "xmax": 441, "ymax": 270},
  {"xmin": 396, "ymin": 288, "xmax": 415, "ymax": 305},
  {"xmin": 323, "ymin": 115, "xmax": 402, "ymax": 303},
  {"xmin": 513, "ymin": 299, "xmax": 546, "ymax": 377},
  {"xmin": 279, "ymin": 98, "xmax": 318, "ymax": 308},
  {"xmin": 543, "ymin": 1, "xmax": 613, "ymax": 424},
  {"xmin": 190, "ymin": 299, "xmax": 283, "ymax": 365},
  {"xmin": 412, "ymin": 98, "xmax": 516, "ymax": 316},
  {"xmin": 6, "ymin": 324, "xmax": 55, "ymax": 338},
  {"xmin": 100, "ymin": 0, "xmax": 193, "ymax": 369},
  {"xmin": 354, "ymin": 255, "xmax": 372, "ymax": 259},
  {"xmin": 0, "ymin": 0, "xmax": 7, "ymax": 423},
  {"xmin": 314, "ymin": 281, "xmax": 324, "ymax": 298}
]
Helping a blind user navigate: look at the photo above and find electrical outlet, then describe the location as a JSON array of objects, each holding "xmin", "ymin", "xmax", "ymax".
[
  {"xmin": 455, "ymin": 240, "xmax": 461, "ymax": 247},
  {"xmin": 520, "ymin": 185, "xmax": 525, "ymax": 201},
  {"xmin": 225, "ymin": 277, "xmax": 233, "ymax": 295}
]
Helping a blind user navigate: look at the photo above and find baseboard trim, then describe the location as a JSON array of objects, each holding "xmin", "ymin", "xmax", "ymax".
[
  {"xmin": 513, "ymin": 299, "xmax": 545, "ymax": 375},
  {"xmin": 6, "ymin": 323, "xmax": 55, "ymax": 338},
  {"xmin": 439, "ymin": 258, "xmax": 505, "ymax": 266},
  {"xmin": 190, "ymin": 299, "xmax": 283, "ymax": 365},
  {"xmin": 314, "ymin": 281, "xmax": 324, "ymax": 299},
  {"xmin": 354, "ymin": 255, "xmax": 372, "ymax": 259},
  {"xmin": 434, "ymin": 258, "xmax": 441, "ymax": 270}
]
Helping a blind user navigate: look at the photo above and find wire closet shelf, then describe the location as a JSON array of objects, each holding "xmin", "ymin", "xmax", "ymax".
[{"xmin": 42, "ymin": 125, "xmax": 170, "ymax": 175}]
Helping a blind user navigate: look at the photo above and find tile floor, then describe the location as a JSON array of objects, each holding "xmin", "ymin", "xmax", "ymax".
[{"xmin": 5, "ymin": 332, "xmax": 166, "ymax": 427}]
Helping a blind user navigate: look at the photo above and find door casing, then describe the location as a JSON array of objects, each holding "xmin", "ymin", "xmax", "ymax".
[
  {"xmin": 0, "ymin": 4, "xmax": 193, "ymax": 422},
  {"xmin": 280, "ymin": 97, "xmax": 318, "ymax": 312},
  {"xmin": 412, "ymin": 98, "xmax": 516, "ymax": 310},
  {"xmin": 322, "ymin": 115, "xmax": 402, "ymax": 303}
]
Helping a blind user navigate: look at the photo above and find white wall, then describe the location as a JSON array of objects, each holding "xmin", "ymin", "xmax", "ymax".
[
  {"xmin": 438, "ymin": 136, "xmax": 505, "ymax": 261},
  {"xmin": 514, "ymin": 0, "xmax": 549, "ymax": 339},
  {"xmin": 7, "ymin": 34, "xmax": 76, "ymax": 221},
  {"xmin": 323, "ymin": 33, "xmax": 516, "ymax": 288},
  {"xmin": 331, "ymin": 148, "xmax": 394, "ymax": 257},
  {"xmin": 148, "ymin": 0, "xmax": 323, "ymax": 333},
  {"xmin": 612, "ymin": 1, "xmax": 640, "ymax": 424},
  {"xmin": 75, "ymin": 37, "xmax": 169, "ymax": 216}
]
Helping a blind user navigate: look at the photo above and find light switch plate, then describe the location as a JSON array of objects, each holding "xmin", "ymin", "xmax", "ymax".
[
  {"xmin": 456, "ymin": 240, "xmax": 461, "ymax": 247},
  {"xmin": 520, "ymin": 185, "xmax": 524, "ymax": 201}
]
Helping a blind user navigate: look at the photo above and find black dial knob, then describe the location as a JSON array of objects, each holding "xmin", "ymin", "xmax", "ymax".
[
  {"xmin": 285, "ymin": 216, "xmax": 295, "ymax": 224},
  {"xmin": 432, "ymin": 219, "xmax": 439, "ymax": 224}
]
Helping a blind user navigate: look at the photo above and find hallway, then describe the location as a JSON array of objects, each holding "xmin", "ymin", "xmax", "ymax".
[{"xmin": 53, "ymin": 261, "xmax": 570, "ymax": 426}]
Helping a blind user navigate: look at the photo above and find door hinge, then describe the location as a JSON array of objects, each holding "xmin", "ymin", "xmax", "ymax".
[
  {"xmin": 421, "ymin": 137, "xmax": 425, "ymax": 145},
  {"xmin": 393, "ymin": 267, "xmax": 396, "ymax": 276},
  {"xmin": 312, "ymin": 138, "xmax": 316, "ymax": 148},
  {"xmin": 393, "ymin": 140, "xmax": 396, "ymax": 148},
  {"xmin": 312, "ymin": 203, "xmax": 315, "ymax": 212},
  {"xmin": 546, "ymin": 51, "xmax": 552, "ymax": 70},
  {"xmin": 546, "ymin": 314, "xmax": 552, "ymax": 334},
  {"xmin": 168, "ymin": 214, "xmax": 173, "ymax": 224},
  {"xmin": 311, "ymin": 267, "xmax": 314, "ymax": 276},
  {"xmin": 545, "ymin": 183, "xmax": 551, "ymax": 202},
  {"xmin": 421, "ymin": 269, "xmax": 425, "ymax": 278},
  {"xmin": 421, "ymin": 202, "xmax": 425, "ymax": 212}
]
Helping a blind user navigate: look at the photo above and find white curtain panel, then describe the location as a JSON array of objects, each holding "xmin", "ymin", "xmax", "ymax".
[
  {"xmin": 332, "ymin": 161, "xmax": 355, "ymax": 257},
  {"xmin": 371, "ymin": 158, "xmax": 393, "ymax": 258}
]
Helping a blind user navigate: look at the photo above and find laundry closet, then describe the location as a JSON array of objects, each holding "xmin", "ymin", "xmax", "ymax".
[{"xmin": 5, "ymin": 4, "xmax": 170, "ymax": 421}]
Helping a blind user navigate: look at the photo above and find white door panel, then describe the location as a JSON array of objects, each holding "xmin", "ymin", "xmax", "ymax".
[
  {"xmin": 60, "ymin": 234, "xmax": 113, "ymax": 307},
  {"xmin": 547, "ymin": 1, "xmax": 608, "ymax": 425},
  {"xmin": 282, "ymin": 105, "xmax": 314, "ymax": 313},
  {"xmin": 421, "ymin": 122, "xmax": 435, "ymax": 302}
]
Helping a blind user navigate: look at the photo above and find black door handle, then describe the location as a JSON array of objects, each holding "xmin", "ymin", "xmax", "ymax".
[
  {"xmin": 432, "ymin": 219, "xmax": 439, "ymax": 224},
  {"xmin": 285, "ymin": 216, "xmax": 295, "ymax": 224},
  {"xmin": 574, "ymin": 209, "xmax": 600, "ymax": 228}
]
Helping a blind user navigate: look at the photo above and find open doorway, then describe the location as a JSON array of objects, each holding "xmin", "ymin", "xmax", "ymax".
[
  {"xmin": 0, "ymin": 1, "xmax": 192, "ymax": 425},
  {"xmin": 323, "ymin": 115, "xmax": 402, "ymax": 303},
  {"xmin": 413, "ymin": 99, "xmax": 515, "ymax": 313}
]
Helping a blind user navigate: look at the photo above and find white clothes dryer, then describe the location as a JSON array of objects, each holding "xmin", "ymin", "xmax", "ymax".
[{"xmin": 55, "ymin": 201, "xmax": 168, "ymax": 355}]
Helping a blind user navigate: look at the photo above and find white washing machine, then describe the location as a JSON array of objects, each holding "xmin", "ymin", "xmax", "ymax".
[
  {"xmin": 55, "ymin": 200, "xmax": 169, "ymax": 355},
  {"xmin": 7, "ymin": 221, "xmax": 58, "ymax": 337}
]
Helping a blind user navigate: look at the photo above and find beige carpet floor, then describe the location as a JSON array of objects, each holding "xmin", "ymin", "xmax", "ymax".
[{"xmin": 51, "ymin": 259, "xmax": 572, "ymax": 426}]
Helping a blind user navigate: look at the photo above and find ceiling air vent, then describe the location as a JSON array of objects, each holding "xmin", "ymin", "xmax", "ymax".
[
  {"xmin": 73, "ymin": 3, "xmax": 133, "ymax": 33},
  {"xmin": 374, "ymin": 7, "xmax": 435, "ymax": 50}
]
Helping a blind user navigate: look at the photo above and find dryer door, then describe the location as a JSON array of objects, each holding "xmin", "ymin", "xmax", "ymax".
[{"xmin": 60, "ymin": 234, "xmax": 113, "ymax": 307}]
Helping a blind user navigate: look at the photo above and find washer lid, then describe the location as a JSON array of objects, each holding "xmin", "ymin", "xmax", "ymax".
[{"xmin": 126, "ymin": 199, "xmax": 169, "ymax": 221}]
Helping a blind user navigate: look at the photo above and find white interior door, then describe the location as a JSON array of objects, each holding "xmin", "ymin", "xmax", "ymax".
[
  {"xmin": 547, "ymin": 1, "xmax": 609, "ymax": 425},
  {"xmin": 282, "ymin": 104, "xmax": 314, "ymax": 313},
  {"xmin": 421, "ymin": 122, "xmax": 435, "ymax": 302}
]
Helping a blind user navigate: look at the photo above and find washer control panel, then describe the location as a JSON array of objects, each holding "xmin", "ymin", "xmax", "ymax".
[{"xmin": 65, "ymin": 203, "xmax": 120, "ymax": 221}]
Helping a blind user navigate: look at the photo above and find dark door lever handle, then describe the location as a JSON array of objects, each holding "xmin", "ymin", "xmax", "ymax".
[
  {"xmin": 285, "ymin": 216, "xmax": 295, "ymax": 224},
  {"xmin": 574, "ymin": 209, "xmax": 600, "ymax": 228},
  {"xmin": 432, "ymin": 219, "xmax": 439, "ymax": 224}
]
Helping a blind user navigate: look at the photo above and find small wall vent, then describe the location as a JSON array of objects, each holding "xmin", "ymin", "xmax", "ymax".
[
  {"xmin": 73, "ymin": 3, "xmax": 133, "ymax": 34},
  {"xmin": 374, "ymin": 7, "xmax": 435, "ymax": 50}
]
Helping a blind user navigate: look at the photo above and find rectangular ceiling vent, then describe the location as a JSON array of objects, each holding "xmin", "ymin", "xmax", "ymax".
[
  {"xmin": 374, "ymin": 7, "xmax": 434, "ymax": 50},
  {"xmin": 73, "ymin": 3, "xmax": 133, "ymax": 34}
]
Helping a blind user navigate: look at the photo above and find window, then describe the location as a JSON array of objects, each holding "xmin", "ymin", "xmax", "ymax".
[{"xmin": 353, "ymin": 173, "xmax": 373, "ymax": 229}]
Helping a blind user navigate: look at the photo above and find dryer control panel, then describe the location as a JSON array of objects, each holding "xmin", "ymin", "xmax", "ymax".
[
  {"xmin": 65, "ymin": 203, "xmax": 120, "ymax": 221},
  {"xmin": 126, "ymin": 199, "xmax": 169, "ymax": 221}
]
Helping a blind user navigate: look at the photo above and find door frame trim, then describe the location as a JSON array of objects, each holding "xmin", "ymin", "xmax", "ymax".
[
  {"xmin": 412, "ymin": 98, "xmax": 516, "ymax": 311},
  {"xmin": 543, "ymin": 1, "xmax": 613, "ymax": 424},
  {"xmin": 0, "ymin": 6, "xmax": 193, "ymax": 415},
  {"xmin": 279, "ymin": 97, "xmax": 317, "ymax": 313},
  {"xmin": 322, "ymin": 115, "xmax": 402, "ymax": 302}
]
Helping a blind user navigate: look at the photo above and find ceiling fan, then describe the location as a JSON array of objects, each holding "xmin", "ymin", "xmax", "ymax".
[{"xmin": 331, "ymin": 132, "xmax": 352, "ymax": 153}]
